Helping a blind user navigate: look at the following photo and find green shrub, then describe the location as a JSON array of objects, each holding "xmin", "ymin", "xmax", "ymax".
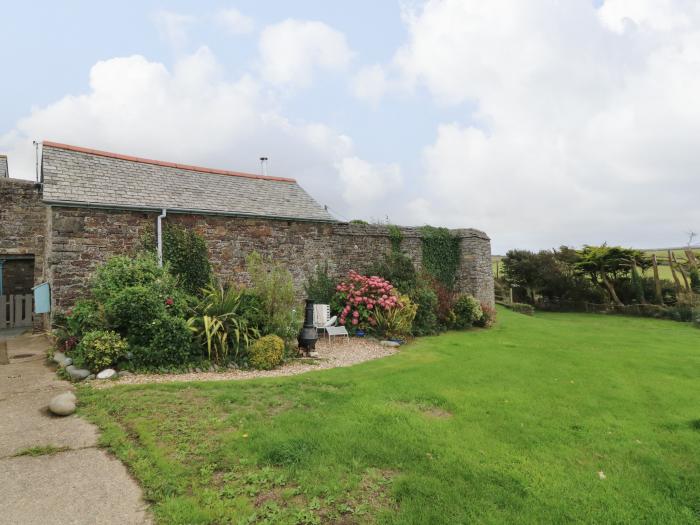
[
  {"xmin": 304, "ymin": 262, "xmax": 337, "ymax": 304},
  {"xmin": 130, "ymin": 316, "xmax": 194, "ymax": 368},
  {"xmin": 248, "ymin": 335, "xmax": 285, "ymax": 370},
  {"xmin": 410, "ymin": 286, "xmax": 439, "ymax": 335},
  {"xmin": 452, "ymin": 295, "xmax": 483, "ymax": 329},
  {"xmin": 246, "ymin": 252, "xmax": 300, "ymax": 339},
  {"xmin": 72, "ymin": 330, "xmax": 128, "ymax": 373},
  {"xmin": 474, "ymin": 302, "xmax": 497, "ymax": 328},
  {"xmin": 66, "ymin": 299, "xmax": 105, "ymax": 338},
  {"xmin": 374, "ymin": 294, "xmax": 418, "ymax": 339},
  {"xmin": 187, "ymin": 282, "xmax": 260, "ymax": 364},
  {"xmin": 508, "ymin": 302, "xmax": 535, "ymax": 316},
  {"xmin": 367, "ymin": 251, "xmax": 417, "ymax": 294},
  {"xmin": 91, "ymin": 254, "xmax": 172, "ymax": 303},
  {"xmin": 104, "ymin": 286, "xmax": 169, "ymax": 346},
  {"xmin": 142, "ymin": 224, "xmax": 212, "ymax": 296}
]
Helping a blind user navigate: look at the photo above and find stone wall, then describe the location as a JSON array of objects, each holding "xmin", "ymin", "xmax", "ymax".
[
  {"xmin": 0, "ymin": 178, "xmax": 47, "ymax": 328},
  {"xmin": 47, "ymin": 206, "xmax": 494, "ymax": 311}
]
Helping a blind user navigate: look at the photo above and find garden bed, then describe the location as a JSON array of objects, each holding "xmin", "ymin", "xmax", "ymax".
[{"xmin": 91, "ymin": 337, "xmax": 397, "ymax": 388}]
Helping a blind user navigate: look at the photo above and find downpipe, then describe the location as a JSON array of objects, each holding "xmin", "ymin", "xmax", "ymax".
[{"xmin": 156, "ymin": 208, "xmax": 167, "ymax": 267}]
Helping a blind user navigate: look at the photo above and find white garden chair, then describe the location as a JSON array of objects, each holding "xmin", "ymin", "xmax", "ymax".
[
  {"xmin": 323, "ymin": 315, "xmax": 349, "ymax": 345},
  {"xmin": 313, "ymin": 304, "xmax": 331, "ymax": 333}
]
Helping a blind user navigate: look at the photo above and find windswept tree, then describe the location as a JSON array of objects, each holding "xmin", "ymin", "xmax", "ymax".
[{"xmin": 574, "ymin": 245, "xmax": 649, "ymax": 305}]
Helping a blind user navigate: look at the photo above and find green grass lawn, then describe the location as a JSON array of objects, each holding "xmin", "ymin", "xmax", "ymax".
[{"xmin": 79, "ymin": 309, "xmax": 700, "ymax": 524}]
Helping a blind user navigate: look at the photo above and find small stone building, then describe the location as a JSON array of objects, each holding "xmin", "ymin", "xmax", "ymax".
[{"xmin": 1, "ymin": 142, "xmax": 493, "ymax": 328}]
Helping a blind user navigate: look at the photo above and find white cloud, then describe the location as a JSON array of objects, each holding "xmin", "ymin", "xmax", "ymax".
[
  {"xmin": 387, "ymin": 0, "xmax": 700, "ymax": 250},
  {"xmin": 153, "ymin": 10, "xmax": 195, "ymax": 49},
  {"xmin": 216, "ymin": 8, "xmax": 254, "ymax": 35},
  {"xmin": 336, "ymin": 156, "xmax": 402, "ymax": 208},
  {"xmin": 350, "ymin": 64, "xmax": 389, "ymax": 105},
  {"xmin": 258, "ymin": 19, "xmax": 353, "ymax": 87},
  {"xmin": 0, "ymin": 47, "xmax": 394, "ymax": 221},
  {"xmin": 598, "ymin": 0, "xmax": 699, "ymax": 33}
]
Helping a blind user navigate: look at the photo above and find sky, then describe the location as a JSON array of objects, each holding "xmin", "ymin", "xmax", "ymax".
[{"xmin": 1, "ymin": 0, "xmax": 699, "ymax": 254}]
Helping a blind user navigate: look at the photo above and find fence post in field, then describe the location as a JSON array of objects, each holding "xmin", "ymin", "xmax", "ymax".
[
  {"xmin": 509, "ymin": 287, "xmax": 513, "ymax": 305},
  {"xmin": 652, "ymin": 254, "xmax": 663, "ymax": 304},
  {"xmin": 671, "ymin": 252, "xmax": 691, "ymax": 292},
  {"xmin": 667, "ymin": 250, "xmax": 683, "ymax": 294}
]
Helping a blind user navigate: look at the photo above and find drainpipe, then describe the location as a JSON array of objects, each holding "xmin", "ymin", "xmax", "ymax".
[
  {"xmin": 156, "ymin": 209, "xmax": 167, "ymax": 267},
  {"xmin": 0, "ymin": 260, "xmax": 4, "ymax": 295}
]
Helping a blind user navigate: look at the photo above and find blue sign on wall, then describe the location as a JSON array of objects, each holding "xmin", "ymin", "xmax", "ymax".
[{"xmin": 33, "ymin": 282, "xmax": 51, "ymax": 314}]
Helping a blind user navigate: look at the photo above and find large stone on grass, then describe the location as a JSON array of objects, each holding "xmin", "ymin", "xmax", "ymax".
[
  {"xmin": 49, "ymin": 393, "xmax": 76, "ymax": 416},
  {"xmin": 380, "ymin": 340, "xmax": 400, "ymax": 348},
  {"xmin": 65, "ymin": 365, "xmax": 91, "ymax": 381},
  {"xmin": 96, "ymin": 369, "xmax": 116, "ymax": 380},
  {"xmin": 52, "ymin": 351, "xmax": 67, "ymax": 365}
]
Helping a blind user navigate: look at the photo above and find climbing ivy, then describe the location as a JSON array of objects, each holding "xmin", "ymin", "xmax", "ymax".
[
  {"xmin": 388, "ymin": 224, "xmax": 404, "ymax": 253},
  {"xmin": 420, "ymin": 226, "xmax": 461, "ymax": 290},
  {"xmin": 142, "ymin": 223, "xmax": 212, "ymax": 296}
]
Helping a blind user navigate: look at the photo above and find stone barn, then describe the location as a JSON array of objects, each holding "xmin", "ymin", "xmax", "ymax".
[{"xmin": 0, "ymin": 142, "xmax": 493, "ymax": 329}]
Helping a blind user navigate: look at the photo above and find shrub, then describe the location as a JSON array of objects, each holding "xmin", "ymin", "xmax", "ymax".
[
  {"xmin": 187, "ymin": 282, "xmax": 260, "ymax": 364},
  {"xmin": 141, "ymin": 224, "xmax": 212, "ymax": 296},
  {"xmin": 374, "ymin": 294, "xmax": 418, "ymax": 339},
  {"xmin": 452, "ymin": 295, "xmax": 483, "ymax": 329},
  {"xmin": 104, "ymin": 286, "xmax": 170, "ymax": 346},
  {"xmin": 410, "ymin": 285, "xmax": 439, "ymax": 336},
  {"xmin": 66, "ymin": 299, "xmax": 105, "ymax": 338},
  {"xmin": 474, "ymin": 302, "xmax": 497, "ymax": 328},
  {"xmin": 367, "ymin": 251, "xmax": 417, "ymax": 295},
  {"xmin": 249, "ymin": 335, "xmax": 285, "ymax": 370},
  {"xmin": 304, "ymin": 262, "xmax": 337, "ymax": 304},
  {"xmin": 246, "ymin": 252, "xmax": 300, "ymax": 340},
  {"xmin": 331, "ymin": 271, "xmax": 402, "ymax": 333},
  {"xmin": 91, "ymin": 254, "xmax": 173, "ymax": 303},
  {"xmin": 72, "ymin": 330, "xmax": 128, "ymax": 373},
  {"xmin": 130, "ymin": 316, "xmax": 194, "ymax": 369},
  {"xmin": 508, "ymin": 302, "xmax": 535, "ymax": 316}
]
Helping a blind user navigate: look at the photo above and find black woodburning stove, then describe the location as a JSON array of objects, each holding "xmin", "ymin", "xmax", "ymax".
[{"xmin": 297, "ymin": 299, "xmax": 318, "ymax": 353}]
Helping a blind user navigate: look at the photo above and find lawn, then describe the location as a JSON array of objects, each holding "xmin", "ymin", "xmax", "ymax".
[{"xmin": 79, "ymin": 309, "xmax": 700, "ymax": 524}]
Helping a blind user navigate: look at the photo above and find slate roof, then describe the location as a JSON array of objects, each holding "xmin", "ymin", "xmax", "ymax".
[{"xmin": 41, "ymin": 142, "xmax": 335, "ymax": 222}]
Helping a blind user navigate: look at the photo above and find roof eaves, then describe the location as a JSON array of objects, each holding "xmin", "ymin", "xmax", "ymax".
[{"xmin": 43, "ymin": 199, "xmax": 338, "ymax": 223}]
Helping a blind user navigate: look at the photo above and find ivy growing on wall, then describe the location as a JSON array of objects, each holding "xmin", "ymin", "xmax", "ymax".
[
  {"xmin": 420, "ymin": 226, "xmax": 461, "ymax": 290},
  {"xmin": 388, "ymin": 224, "xmax": 404, "ymax": 253},
  {"xmin": 142, "ymin": 223, "xmax": 212, "ymax": 295}
]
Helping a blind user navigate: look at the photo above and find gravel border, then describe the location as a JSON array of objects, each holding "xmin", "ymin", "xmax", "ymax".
[{"xmin": 92, "ymin": 338, "xmax": 398, "ymax": 388}]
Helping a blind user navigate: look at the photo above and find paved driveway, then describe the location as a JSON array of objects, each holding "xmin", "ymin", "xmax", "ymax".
[{"xmin": 0, "ymin": 331, "xmax": 151, "ymax": 524}]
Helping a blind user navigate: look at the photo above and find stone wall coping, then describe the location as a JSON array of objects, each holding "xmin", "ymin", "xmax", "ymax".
[
  {"xmin": 334, "ymin": 223, "xmax": 490, "ymax": 241},
  {"xmin": 0, "ymin": 177, "xmax": 40, "ymax": 188}
]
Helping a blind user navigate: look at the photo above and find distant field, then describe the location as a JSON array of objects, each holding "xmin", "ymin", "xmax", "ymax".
[{"xmin": 492, "ymin": 248, "xmax": 700, "ymax": 281}]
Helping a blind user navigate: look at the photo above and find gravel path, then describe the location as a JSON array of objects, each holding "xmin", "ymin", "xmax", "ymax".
[{"xmin": 94, "ymin": 338, "xmax": 398, "ymax": 388}]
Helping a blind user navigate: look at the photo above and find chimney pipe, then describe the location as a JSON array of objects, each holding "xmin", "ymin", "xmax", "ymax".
[{"xmin": 260, "ymin": 156, "xmax": 269, "ymax": 177}]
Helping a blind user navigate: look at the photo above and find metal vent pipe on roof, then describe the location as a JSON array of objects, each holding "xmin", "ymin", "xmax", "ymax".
[{"xmin": 260, "ymin": 156, "xmax": 269, "ymax": 177}]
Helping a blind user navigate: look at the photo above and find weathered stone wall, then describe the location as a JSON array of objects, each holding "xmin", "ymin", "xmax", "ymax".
[
  {"xmin": 47, "ymin": 207, "xmax": 493, "ymax": 311},
  {"xmin": 0, "ymin": 178, "xmax": 47, "ymax": 328}
]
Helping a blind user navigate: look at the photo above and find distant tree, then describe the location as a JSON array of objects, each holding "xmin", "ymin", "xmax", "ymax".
[
  {"xmin": 501, "ymin": 250, "xmax": 543, "ymax": 303},
  {"xmin": 574, "ymin": 245, "xmax": 649, "ymax": 305}
]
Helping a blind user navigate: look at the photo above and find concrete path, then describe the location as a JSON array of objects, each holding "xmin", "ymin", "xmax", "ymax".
[{"xmin": 0, "ymin": 331, "xmax": 152, "ymax": 524}]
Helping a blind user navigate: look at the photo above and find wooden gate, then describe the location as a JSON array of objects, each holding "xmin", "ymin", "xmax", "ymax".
[{"xmin": 0, "ymin": 294, "xmax": 33, "ymax": 329}]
